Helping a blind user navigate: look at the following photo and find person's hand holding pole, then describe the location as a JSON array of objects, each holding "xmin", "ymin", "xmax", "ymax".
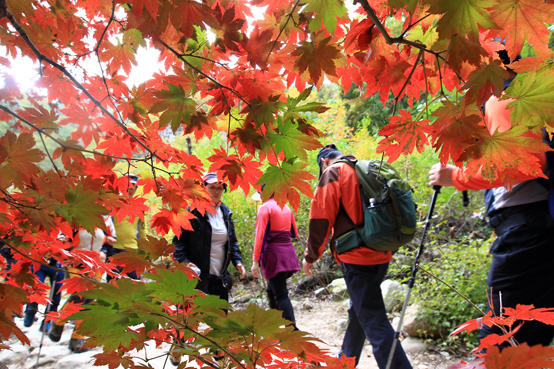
[{"xmin": 428, "ymin": 163, "xmax": 455, "ymax": 187}]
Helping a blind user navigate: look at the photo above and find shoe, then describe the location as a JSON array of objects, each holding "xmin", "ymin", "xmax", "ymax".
[
  {"xmin": 23, "ymin": 312, "xmax": 35, "ymax": 327},
  {"xmin": 48, "ymin": 323, "xmax": 64, "ymax": 342},
  {"xmin": 69, "ymin": 338, "xmax": 90, "ymax": 353},
  {"xmin": 39, "ymin": 320, "xmax": 50, "ymax": 333},
  {"xmin": 169, "ymin": 338, "xmax": 182, "ymax": 366}
]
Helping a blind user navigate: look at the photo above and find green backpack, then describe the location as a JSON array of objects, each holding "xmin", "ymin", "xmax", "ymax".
[{"xmin": 333, "ymin": 158, "xmax": 417, "ymax": 253}]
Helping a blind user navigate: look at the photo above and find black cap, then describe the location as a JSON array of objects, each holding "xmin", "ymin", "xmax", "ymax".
[{"xmin": 316, "ymin": 144, "xmax": 341, "ymax": 179}]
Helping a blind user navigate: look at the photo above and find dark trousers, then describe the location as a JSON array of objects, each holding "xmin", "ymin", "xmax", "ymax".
[
  {"xmin": 208, "ymin": 274, "xmax": 229, "ymax": 302},
  {"xmin": 267, "ymin": 271, "xmax": 296, "ymax": 326},
  {"xmin": 480, "ymin": 203, "xmax": 554, "ymax": 346},
  {"xmin": 26, "ymin": 264, "xmax": 64, "ymax": 319},
  {"xmin": 339, "ymin": 262, "xmax": 412, "ymax": 369}
]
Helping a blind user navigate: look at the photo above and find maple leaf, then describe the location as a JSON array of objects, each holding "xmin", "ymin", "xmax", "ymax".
[
  {"xmin": 99, "ymin": 40, "xmax": 137, "ymax": 76},
  {"xmin": 243, "ymin": 95, "xmax": 281, "ymax": 127},
  {"xmin": 143, "ymin": 268, "xmax": 200, "ymax": 303},
  {"xmin": 430, "ymin": 100, "xmax": 485, "ymax": 164},
  {"xmin": 267, "ymin": 117, "xmax": 323, "ymax": 161},
  {"xmin": 485, "ymin": 343, "xmax": 554, "ymax": 369},
  {"xmin": 292, "ymin": 34, "xmax": 342, "ymax": 85},
  {"xmin": 433, "ymin": 34, "xmax": 488, "ymax": 74},
  {"xmin": 489, "ymin": 0, "xmax": 554, "ymax": 61},
  {"xmin": 151, "ymin": 208, "xmax": 195, "ymax": 237},
  {"xmin": 242, "ymin": 28, "xmax": 275, "ymax": 69},
  {"xmin": 171, "ymin": 0, "xmax": 218, "ymax": 39},
  {"xmin": 377, "ymin": 110, "xmax": 431, "ymax": 162},
  {"xmin": 20, "ymin": 105, "xmax": 59, "ymax": 132},
  {"xmin": 150, "ymin": 83, "xmax": 197, "ymax": 132},
  {"xmin": 55, "ymin": 184, "xmax": 110, "ymax": 234},
  {"xmin": 213, "ymin": 6, "xmax": 246, "ymax": 52},
  {"xmin": 503, "ymin": 71, "xmax": 554, "ymax": 129},
  {"xmin": 0, "ymin": 313, "xmax": 29, "ymax": 346},
  {"xmin": 92, "ymin": 352, "xmax": 134, "ymax": 369},
  {"xmin": 60, "ymin": 275, "xmax": 98, "ymax": 295},
  {"xmin": 123, "ymin": 28, "xmax": 147, "ymax": 50},
  {"xmin": 502, "ymin": 304, "xmax": 554, "ymax": 327},
  {"xmin": 110, "ymin": 250, "xmax": 152, "ymax": 277},
  {"xmin": 460, "ymin": 125, "xmax": 548, "ymax": 188},
  {"xmin": 257, "ymin": 160, "xmax": 315, "ymax": 211},
  {"xmin": 462, "ymin": 58, "xmax": 509, "ymax": 107},
  {"xmin": 364, "ymin": 54, "xmax": 412, "ymax": 106},
  {"xmin": 230, "ymin": 122, "xmax": 263, "ymax": 156},
  {"xmin": 304, "ymin": 0, "xmax": 349, "ymax": 34},
  {"xmin": 138, "ymin": 235, "xmax": 175, "ymax": 261},
  {"xmin": 436, "ymin": 0, "xmax": 498, "ymax": 41},
  {"xmin": 0, "ymin": 131, "xmax": 44, "ymax": 185}
]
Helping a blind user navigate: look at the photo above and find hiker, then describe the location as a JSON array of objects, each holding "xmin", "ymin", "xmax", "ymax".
[
  {"xmin": 251, "ymin": 184, "xmax": 300, "ymax": 329},
  {"xmin": 102, "ymin": 174, "xmax": 146, "ymax": 281},
  {"xmin": 48, "ymin": 216, "xmax": 116, "ymax": 353},
  {"xmin": 303, "ymin": 144, "xmax": 412, "ymax": 369},
  {"xmin": 171, "ymin": 172, "xmax": 246, "ymax": 366},
  {"xmin": 428, "ymin": 52, "xmax": 554, "ymax": 347},
  {"xmin": 23, "ymin": 257, "xmax": 65, "ymax": 332}
]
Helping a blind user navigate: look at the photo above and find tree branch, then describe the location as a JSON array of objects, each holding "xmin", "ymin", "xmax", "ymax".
[{"xmin": 3, "ymin": 6, "xmax": 161, "ymax": 161}]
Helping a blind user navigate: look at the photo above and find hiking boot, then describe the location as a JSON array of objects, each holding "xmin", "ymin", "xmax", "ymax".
[
  {"xmin": 48, "ymin": 323, "xmax": 64, "ymax": 342},
  {"xmin": 69, "ymin": 338, "xmax": 90, "ymax": 353},
  {"xmin": 169, "ymin": 338, "xmax": 181, "ymax": 366}
]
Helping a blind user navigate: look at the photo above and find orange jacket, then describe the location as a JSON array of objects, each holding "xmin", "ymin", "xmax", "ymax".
[
  {"xmin": 451, "ymin": 95, "xmax": 546, "ymax": 191},
  {"xmin": 305, "ymin": 155, "xmax": 392, "ymax": 265}
]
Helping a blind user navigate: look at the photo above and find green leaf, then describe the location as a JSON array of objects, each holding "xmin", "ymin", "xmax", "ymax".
[
  {"xmin": 267, "ymin": 118, "xmax": 322, "ymax": 161},
  {"xmin": 304, "ymin": 0, "xmax": 349, "ymax": 34},
  {"xmin": 55, "ymin": 184, "xmax": 109, "ymax": 234},
  {"xmin": 150, "ymin": 84, "xmax": 197, "ymax": 132},
  {"xmin": 123, "ymin": 28, "xmax": 146, "ymax": 49},
  {"xmin": 436, "ymin": 0, "xmax": 498, "ymax": 41},
  {"xmin": 257, "ymin": 160, "xmax": 315, "ymax": 211},
  {"xmin": 503, "ymin": 70, "xmax": 554, "ymax": 128},
  {"xmin": 143, "ymin": 268, "xmax": 200, "ymax": 303}
]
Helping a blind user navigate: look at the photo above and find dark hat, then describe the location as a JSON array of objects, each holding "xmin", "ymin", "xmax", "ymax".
[
  {"xmin": 316, "ymin": 144, "xmax": 342, "ymax": 179},
  {"xmin": 125, "ymin": 174, "xmax": 139, "ymax": 185}
]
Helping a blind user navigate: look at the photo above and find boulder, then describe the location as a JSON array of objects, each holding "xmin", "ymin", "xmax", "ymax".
[
  {"xmin": 336, "ymin": 318, "xmax": 348, "ymax": 333},
  {"xmin": 380, "ymin": 280, "xmax": 406, "ymax": 312},
  {"xmin": 328, "ymin": 278, "xmax": 349, "ymax": 301},
  {"xmin": 400, "ymin": 337, "xmax": 427, "ymax": 355},
  {"xmin": 402, "ymin": 304, "xmax": 441, "ymax": 338}
]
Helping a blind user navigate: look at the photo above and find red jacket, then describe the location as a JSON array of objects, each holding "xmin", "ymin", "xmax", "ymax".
[{"xmin": 305, "ymin": 155, "xmax": 392, "ymax": 265}]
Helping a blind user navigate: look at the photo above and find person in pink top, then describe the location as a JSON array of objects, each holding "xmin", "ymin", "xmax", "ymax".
[{"xmin": 251, "ymin": 184, "xmax": 300, "ymax": 329}]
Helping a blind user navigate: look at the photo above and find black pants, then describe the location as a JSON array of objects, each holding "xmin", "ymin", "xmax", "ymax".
[
  {"xmin": 481, "ymin": 202, "xmax": 554, "ymax": 346},
  {"xmin": 266, "ymin": 272, "xmax": 296, "ymax": 326},
  {"xmin": 338, "ymin": 262, "xmax": 411, "ymax": 369},
  {"xmin": 208, "ymin": 274, "xmax": 229, "ymax": 302}
]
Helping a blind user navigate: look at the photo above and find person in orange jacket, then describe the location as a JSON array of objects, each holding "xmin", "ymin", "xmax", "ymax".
[
  {"xmin": 429, "ymin": 53, "xmax": 554, "ymax": 347},
  {"xmin": 303, "ymin": 144, "xmax": 412, "ymax": 369}
]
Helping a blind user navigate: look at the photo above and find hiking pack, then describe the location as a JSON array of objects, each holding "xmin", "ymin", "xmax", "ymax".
[{"xmin": 333, "ymin": 158, "xmax": 417, "ymax": 253}]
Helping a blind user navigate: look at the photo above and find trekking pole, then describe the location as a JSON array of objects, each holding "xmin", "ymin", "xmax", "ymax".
[
  {"xmin": 35, "ymin": 271, "xmax": 58, "ymax": 369},
  {"xmin": 385, "ymin": 185, "xmax": 441, "ymax": 369}
]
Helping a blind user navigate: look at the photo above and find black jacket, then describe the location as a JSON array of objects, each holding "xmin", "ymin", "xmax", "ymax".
[{"xmin": 172, "ymin": 203, "xmax": 243, "ymax": 292}]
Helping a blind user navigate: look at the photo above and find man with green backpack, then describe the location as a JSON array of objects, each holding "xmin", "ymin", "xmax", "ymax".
[{"xmin": 303, "ymin": 144, "xmax": 414, "ymax": 369}]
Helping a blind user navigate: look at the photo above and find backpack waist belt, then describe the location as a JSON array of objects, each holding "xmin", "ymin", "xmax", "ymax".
[{"xmin": 488, "ymin": 201, "xmax": 548, "ymax": 235}]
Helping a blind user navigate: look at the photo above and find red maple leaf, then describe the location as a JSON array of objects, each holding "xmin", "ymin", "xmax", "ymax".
[
  {"xmin": 485, "ymin": 343, "xmax": 554, "ymax": 369},
  {"xmin": 99, "ymin": 41, "xmax": 137, "ymax": 76},
  {"xmin": 242, "ymin": 28, "xmax": 275, "ymax": 69},
  {"xmin": 377, "ymin": 110, "xmax": 431, "ymax": 162}
]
